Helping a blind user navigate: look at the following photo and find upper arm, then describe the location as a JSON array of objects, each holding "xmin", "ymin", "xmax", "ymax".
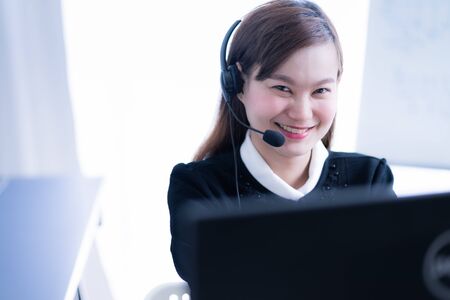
[
  {"xmin": 167, "ymin": 164, "xmax": 206, "ymax": 283},
  {"xmin": 167, "ymin": 163, "xmax": 223, "ymax": 283},
  {"xmin": 168, "ymin": 163, "xmax": 208, "ymax": 239},
  {"xmin": 371, "ymin": 158, "xmax": 396, "ymax": 198}
]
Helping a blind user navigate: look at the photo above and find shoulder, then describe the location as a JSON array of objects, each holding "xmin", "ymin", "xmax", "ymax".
[
  {"xmin": 327, "ymin": 151, "xmax": 388, "ymax": 168},
  {"xmin": 328, "ymin": 151, "xmax": 382, "ymax": 161},
  {"xmin": 325, "ymin": 151, "xmax": 394, "ymax": 186},
  {"xmin": 168, "ymin": 151, "xmax": 243, "ymax": 219},
  {"xmin": 171, "ymin": 151, "xmax": 235, "ymax": 179},
  {"xmin": 169, "ymin": 151, "xmax": 237, "ymax": 200}
]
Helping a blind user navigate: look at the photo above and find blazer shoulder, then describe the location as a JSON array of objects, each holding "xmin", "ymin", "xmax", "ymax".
[
  {"xmin": 171, "ymin": 151, "xmax": 234, "ymax": 175},
  {"xmin": 326, "ymin": 151, "xmax": 394, "ymax": 191},
  {"xmin": 328, "ymin": 151, "xmax": 388, "ymax": 166},
  {"xmin": 328, "ymin": 151, "xmax": 382, "ymax": 160}
]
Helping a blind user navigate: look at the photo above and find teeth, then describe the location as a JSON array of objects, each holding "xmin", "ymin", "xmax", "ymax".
[{"xmin": 279, "ymin": 124, "xmax": 310, "ymax": 134}]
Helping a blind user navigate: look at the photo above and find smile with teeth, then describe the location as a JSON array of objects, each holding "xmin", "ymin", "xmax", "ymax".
[{"xmin": 277, "ymin": 123, "xmax": 313, "ymax": 134}]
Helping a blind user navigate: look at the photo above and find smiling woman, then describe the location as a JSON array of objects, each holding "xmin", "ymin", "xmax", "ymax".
[{"xmin": 167, "ymin": 0, "xmax": 396, "ymax": 287}]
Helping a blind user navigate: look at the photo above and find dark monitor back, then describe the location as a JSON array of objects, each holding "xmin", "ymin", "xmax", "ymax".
[{"xmin": 192, "ymin": 191, "xmax": 450, "ymax": 300}]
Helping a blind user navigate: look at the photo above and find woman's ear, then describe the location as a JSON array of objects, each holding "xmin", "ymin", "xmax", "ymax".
[
  {"xmin": 236, "ymin": 62, "xmax": 243, "ymax": 72},
  {"xmin": 236, "ymin": 62, "xmax": 246, "ymax": 101},
  {"xmin": 236, "ymin": 62, "xmax": 246, "ymax": 81}
]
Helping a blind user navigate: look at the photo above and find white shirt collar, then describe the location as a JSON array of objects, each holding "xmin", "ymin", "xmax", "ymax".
[{"xmin": 240, "ymin": 131, "xmax": 329, "ymax": 201}]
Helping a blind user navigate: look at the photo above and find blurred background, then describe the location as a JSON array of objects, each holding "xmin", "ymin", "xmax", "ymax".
[{"xmin": 1, "ymin": 0, "xmax": 450, "ymax": 299}]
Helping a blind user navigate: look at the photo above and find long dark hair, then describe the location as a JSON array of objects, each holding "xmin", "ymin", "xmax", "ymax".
[{"xmin": 194, "ymin": 0, "xmax": 343, "ymax": 161}]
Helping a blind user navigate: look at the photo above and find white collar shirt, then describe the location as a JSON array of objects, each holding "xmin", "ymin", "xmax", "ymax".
[{"xmin": 240, "ymin": 131, "xmax": 329, "ymax": 201}]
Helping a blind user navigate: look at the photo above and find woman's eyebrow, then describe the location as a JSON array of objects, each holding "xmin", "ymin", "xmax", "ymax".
[
  {"xmin": 269, "ymin": 74, "xmax": 296, "ymax": 85},
  {"xmin": 269, "ymin": 74, "xmax": 335, "ymax": 86},
  {"xmin": 314, "ymin": 78, "xmax": 335, "ymax": 85}
]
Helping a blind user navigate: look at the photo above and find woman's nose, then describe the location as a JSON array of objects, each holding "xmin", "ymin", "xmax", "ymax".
[{"xmin": 286, "ymin": 96, "xmax": 314, "ymax": 120}]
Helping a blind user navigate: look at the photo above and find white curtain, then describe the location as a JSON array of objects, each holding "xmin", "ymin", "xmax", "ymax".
[{"xmin": 0, "ymin": 0, "xmax": 79, "ymax": 176}]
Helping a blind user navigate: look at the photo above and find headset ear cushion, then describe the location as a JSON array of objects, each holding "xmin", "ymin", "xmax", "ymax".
[
  {"xmin": 228, "ymin": 64, "xmax": 244, "ymax": 95},
  {"xmin": 221, "ymin": 69, "xmax": 233, "ymax": 103},
  {"xmin": 221, "ymin": 64, "xmax": 244, "ymax": 103}
]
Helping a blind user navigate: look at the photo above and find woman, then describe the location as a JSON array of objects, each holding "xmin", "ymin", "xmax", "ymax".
[{"xmin": 168, "ymin": 0, "xmax": 395, "ymax": 284}]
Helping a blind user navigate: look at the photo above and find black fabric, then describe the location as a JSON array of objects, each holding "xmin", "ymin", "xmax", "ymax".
[{"xmin": 167, "ymin": 150, "xmax": 396, "ymax": 284}]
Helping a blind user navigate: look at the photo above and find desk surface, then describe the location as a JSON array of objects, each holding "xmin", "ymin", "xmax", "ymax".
[{"xmin": 0, "ymin": 177, "xmax": 101, "ymax": 300}]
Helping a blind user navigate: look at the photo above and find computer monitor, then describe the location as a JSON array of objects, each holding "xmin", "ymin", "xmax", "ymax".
[{"xmin": 191, "ymin": 190, "xmax": 450, "ymax": 300}]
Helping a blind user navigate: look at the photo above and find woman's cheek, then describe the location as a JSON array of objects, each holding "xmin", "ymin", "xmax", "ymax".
[
  {"xmin": 316, "ymin": 100, "xmax": 337, "ymax": 122},
  {"xmin": 259, "ymin": 97, "xmax": 288, "ymax": 116}
]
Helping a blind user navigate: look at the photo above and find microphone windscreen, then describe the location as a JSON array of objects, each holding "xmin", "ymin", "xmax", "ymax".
[{"xmin": 263, "ymin": 130, "xmax": 285, "ymax": 147}]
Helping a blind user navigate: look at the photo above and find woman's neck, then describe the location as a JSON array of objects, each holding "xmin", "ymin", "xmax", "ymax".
[
  {"xmin": 269, "ymin": 151, "xmax": 312, "ymax": 189},
  {"xmin": 251, "ymin": 135, "xmax": 312, "ymax": 189}
]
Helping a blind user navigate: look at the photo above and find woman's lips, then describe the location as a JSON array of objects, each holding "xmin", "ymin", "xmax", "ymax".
[{"xmin": 276, "ymin": 122, "xmax": 315, "ymax": 139}]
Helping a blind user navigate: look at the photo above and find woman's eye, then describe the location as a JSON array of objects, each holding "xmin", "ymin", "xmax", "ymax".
[
  {"xmin": 273, "ymin": 85, "xmax": 291, "ymax": 93},
  {"xmin": 314, "ymin": 88, "xmax": 330, "ymax": 94}
]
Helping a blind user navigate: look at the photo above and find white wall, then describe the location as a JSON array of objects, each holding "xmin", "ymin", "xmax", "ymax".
[
  {"xmin": 61, "ymin": 1, "xmax": 450, "ymax": 299},
  {"xmin": 357, "ymin": 0, "xmax": 450, "ymax": 168},
  {"xmin": 0, "ymin": 0, "xmax": 79, "ymax": 176}
]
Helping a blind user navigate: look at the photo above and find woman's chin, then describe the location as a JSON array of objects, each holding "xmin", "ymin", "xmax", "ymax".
[{"xmin": 274, "ymin": 144, "xmax": 313, "ymax": 159}]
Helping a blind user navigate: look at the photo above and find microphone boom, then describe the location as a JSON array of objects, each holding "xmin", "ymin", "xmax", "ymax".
[{"xmin": 226, "ymin": 102, "xmax": 285, "ymax": 147}]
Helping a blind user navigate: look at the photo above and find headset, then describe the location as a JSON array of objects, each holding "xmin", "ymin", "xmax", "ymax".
[
  {"xmin": 220, "ymin": 20, "xmax": 244, "ymax": 103},
  {"xmin": 219, "ymin": 20, "xmax": 285, "ymax": 148}
]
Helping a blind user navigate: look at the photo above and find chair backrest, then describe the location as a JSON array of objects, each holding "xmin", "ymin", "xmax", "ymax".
[{"xmin": 144, "ymin": 282, "xmax": 190, "ymax": 300}]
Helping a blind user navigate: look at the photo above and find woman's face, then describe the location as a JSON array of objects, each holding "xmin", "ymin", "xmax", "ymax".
[{"xmin": 239, "ymin": 42, "xmax": 339, "ymax": 161}]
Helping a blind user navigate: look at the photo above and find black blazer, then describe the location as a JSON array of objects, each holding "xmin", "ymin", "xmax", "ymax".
[{"xmin": 168, "ymin": 150, "xmax": 395, "ymax": 284}]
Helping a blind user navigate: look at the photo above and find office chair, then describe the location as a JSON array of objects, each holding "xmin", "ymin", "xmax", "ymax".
[{"xmin": 144, "ymin": 282, "xmax": 190, "ymax": 300}]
